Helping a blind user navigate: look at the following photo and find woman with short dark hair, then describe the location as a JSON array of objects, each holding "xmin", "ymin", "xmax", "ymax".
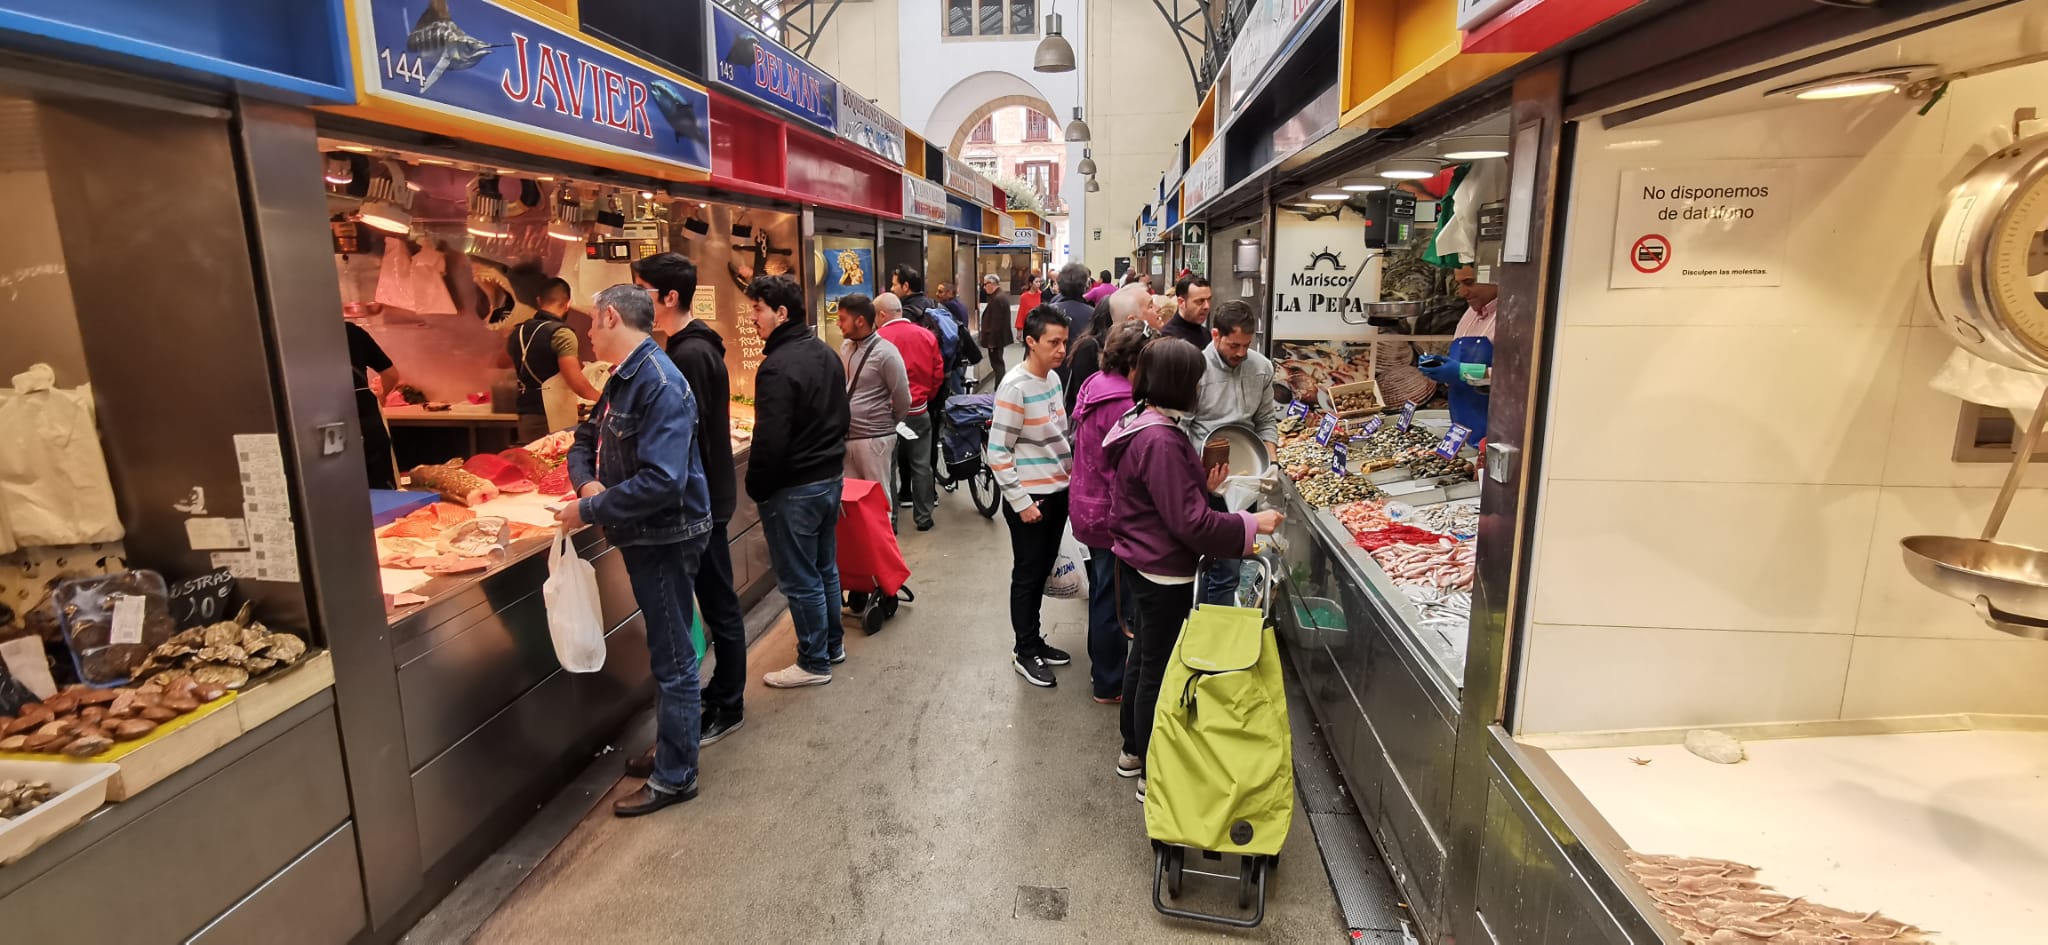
[
  {"xmin": 1067, "ymin": 321, "xmax": 1155, "ymax": 705},
  {"xmin": 1101, "ymin": 337, "xmax": 1284, "ymax": 798}
]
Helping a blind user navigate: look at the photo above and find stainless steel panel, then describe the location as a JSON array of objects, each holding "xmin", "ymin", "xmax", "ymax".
[
  {"xmin": 1448, "ymin": 64, "xmax": 1568, "ymax": 945},
  {"xmin": 235, "ymin": 101, "xmax": 425, "ymax": 927},
  {"xmin": 731, "ymin": 448, "xmax": 761, "ymax": 533},
  {"xmin": 1471, "ymin": 756, "xmax": 1663, "ymax": 945},
  {"xmin": 187, "ymin": 823, "xmax": 366, "ymax": 945},
  {"xmin": 395, "ymin": 540, "xmax": 635, "ymax": 770},
  {"xmin": 1357, "ymin": 621, "xmax": 1457, "ymax": 839},
  {"xmin": 411, "ymin": 615, "xmax": 654, "ymax": 866},
  {"xmin": 0, "ymin": 708, "xmax": 350, "ymax": 942},
  {"xmin": 33, "ymin": 94, "xmax": 310, "ymax": 634}
]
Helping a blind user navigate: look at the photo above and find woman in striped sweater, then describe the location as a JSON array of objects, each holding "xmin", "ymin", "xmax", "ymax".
[{"xmin": 986, "ymin": 305, "xmax": 1076, "ymax": 688}]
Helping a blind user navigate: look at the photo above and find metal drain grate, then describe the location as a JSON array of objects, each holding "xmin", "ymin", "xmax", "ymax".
[{"xmin": 1013, "ymin": 885, "xmax": 1069, "ymax": 921}]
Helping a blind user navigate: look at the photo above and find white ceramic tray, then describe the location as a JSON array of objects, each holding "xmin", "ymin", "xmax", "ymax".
[{"xmin": 0, "ymin": 760, "xmax": 117, "ymax": 865}]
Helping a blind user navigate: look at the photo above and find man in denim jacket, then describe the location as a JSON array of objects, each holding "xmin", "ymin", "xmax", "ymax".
[{"xmin": 556, "ymin": 284, "xmax": 713, "ymax": 817}]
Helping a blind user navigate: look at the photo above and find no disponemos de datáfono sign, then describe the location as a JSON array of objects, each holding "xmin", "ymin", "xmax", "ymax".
[{"xmin": 1611, "ymin": 164, "xmax": 1791, "ymax": 288}]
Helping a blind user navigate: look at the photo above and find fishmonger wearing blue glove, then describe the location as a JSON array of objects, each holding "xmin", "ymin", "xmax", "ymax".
[{"xmin": 1418, "ymin": 265, "xmax": 1497, "ymax": 439}]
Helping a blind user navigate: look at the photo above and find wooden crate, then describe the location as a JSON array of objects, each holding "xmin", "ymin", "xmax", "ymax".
[
  {"xmin": 234, "ymin": 650, "xmax": 334, "ymax": 732},
  {"xmin": 1328, "ymin": 379, "xmax": 1386, "ymax": 419}
]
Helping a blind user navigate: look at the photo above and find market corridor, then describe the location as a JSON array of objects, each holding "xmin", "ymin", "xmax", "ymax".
[{"xmin": 451, "ymin": 483, "xmax": 1346, "ymax": 942}]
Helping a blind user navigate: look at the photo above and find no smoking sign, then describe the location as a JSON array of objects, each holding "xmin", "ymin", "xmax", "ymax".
[{"xmin": 1630, "ymin": 234, "xmax": 1670, "ymax": 274}]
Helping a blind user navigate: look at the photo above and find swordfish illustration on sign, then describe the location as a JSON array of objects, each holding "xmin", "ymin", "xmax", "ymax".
[{"xmin": 405, "ymin": 0, "xmax": 500, "ymax": 93}]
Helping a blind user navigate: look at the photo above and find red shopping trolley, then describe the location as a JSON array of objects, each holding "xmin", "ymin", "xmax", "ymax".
[{"xmin": 838, "ymin": 478, "xmax": 914, "ymax": 635}]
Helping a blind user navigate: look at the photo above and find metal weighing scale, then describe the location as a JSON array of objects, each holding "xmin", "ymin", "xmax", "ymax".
[{"xmin": 1906, "ymin": 119, "xmax": 2048, "ymax": 640}]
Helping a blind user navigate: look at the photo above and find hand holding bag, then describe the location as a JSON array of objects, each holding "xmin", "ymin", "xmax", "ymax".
[{"xmin": 543, "ymin": 526, "xmax": 606, "ymax": 673}]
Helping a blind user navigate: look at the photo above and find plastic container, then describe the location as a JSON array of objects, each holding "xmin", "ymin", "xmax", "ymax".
[{"xmin": 0, "ymin": 760, "xmax": 117, "ymax": 865}]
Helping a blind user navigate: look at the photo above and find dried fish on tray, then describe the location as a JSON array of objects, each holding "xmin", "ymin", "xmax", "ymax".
[{"xmin": 1623, "ymin": 852, "xmax": 1932, "ymax": 945}]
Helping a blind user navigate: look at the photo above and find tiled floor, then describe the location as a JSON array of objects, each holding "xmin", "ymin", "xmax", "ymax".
[{"xmin": 450, "ymin": 481, "xmax": 1350, "ymax": 943}]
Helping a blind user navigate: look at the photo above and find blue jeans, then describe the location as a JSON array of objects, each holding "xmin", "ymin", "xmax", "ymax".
[
  {"xmin": 1198, "ymin": 556, "xmax": 1240, "ymax": 607},
  {"xmin": 761, "ymin": 478, "xmax": 844, "ymax": 674},
  {"xmin": 1085, "ymin": 547, "xmax": 1131, "ymax": 699},
  {"xmin": 620, "ymin": 536, "xmax": 709, "ymax": 794}
]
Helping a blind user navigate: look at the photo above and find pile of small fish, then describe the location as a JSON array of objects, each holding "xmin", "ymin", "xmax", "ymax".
[
  {"xmin": 1369, "ymin": 539, "xmax": 1475, "ymax": 589},
  {"xmin": 0, "ymin": 779, "xmax": 55, "ymax": 819},
  {"xmin": 1405, "ymin": 585, "xmax": 1472, "ymax": 642},
  {"xmin": 1406, "ymin": 453, "xmax": 1476, "ymax": 483},
  {"xmin": 1624, "ymin": 852, "xmax": 1930, "ymax": 944},
  {"xmin": 1276, "ymin": 443, "xmax": 1335, "ymax": 481},
  {"xmin": 1406, "ymin": 500, "xmax": 1479, "ymax": 536},
  {"xmin": 1298, "ymin": 472, "xmax": 1382, "ymax": 509}
]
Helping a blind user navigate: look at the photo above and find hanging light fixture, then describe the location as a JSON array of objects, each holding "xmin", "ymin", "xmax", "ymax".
[
  {"xmin": 1085, "ymin": 176, "xmax": 1100, "ymax": 193},
  {"xmin": 1033, "ymin": 5, "xmax": 1076, "ymax": 73},
  {"xmin": 466, "ymin": 176, "xmax": 509, "ymax": 239},
  {"xmin": 323, "ymin": 153, "xmax": 355, "ymax": 186},
  {"xmin": 357, "ymin": 160, "xmax": 414, "ymax": 235},
  {"xmin": 1077, "ymin": 147, "xmax": 1097, "ymax": 177},
  {"xmin": 546, "ymin": 184, "xmax": 583, "ymax": 243},
  {"xmin": 1438, "ymin": 135, "xmax": 1510, "ymax": 160},
  {"xmin": 1065, "ymin": 106, "xmax": 1091, "ymax": 143},
  {"xmin": 1378, "ymin": 159, "xmax": 1440, "ymax": 180}
]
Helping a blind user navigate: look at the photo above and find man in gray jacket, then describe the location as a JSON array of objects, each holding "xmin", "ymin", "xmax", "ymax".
[
  {"xmin": 1185, "ymin": 299, "xmax": 1280, "ymax": 605},
  {"xmin": 836, "ymin": 293, "xmax": 910, "ymax": 508}
]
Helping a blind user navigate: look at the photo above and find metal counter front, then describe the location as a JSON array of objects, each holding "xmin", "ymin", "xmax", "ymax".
[
  {"xmin": 1274, "ymin": 485, "xmax": 1462, "ymax": 933},
  {"xmin": 384, "ymin": 444, "xmax": 772, "ymax": 876}
]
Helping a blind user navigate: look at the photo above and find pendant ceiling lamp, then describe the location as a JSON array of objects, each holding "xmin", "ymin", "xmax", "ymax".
[
  {"xmin": 1077, "ymin": 148, "xmax": 1097, "ymax": 176},
  {"xmin": 1065, "ymin": 106, "xmax": 1091, "ymax": 143},
  {"xmin": 1085, "ymin": 176, "xmax": 1100, "ymax": 193},
  {"xmin": 1033, "ymin": 9, "xmax": 1075, "ymax": 73}
]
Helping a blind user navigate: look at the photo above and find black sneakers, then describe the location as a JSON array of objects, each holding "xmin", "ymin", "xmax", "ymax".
[
  {"xmin": 1037, "ymin": 643, "xmax": 1072, "ymax": 666},
  {"xmin": 701, "ymin": 714, "xmax": 744, "ymax": 747},
  {"xmin": 1013, "ymin": 652, "xmax": 1057, "ymax": 687}
]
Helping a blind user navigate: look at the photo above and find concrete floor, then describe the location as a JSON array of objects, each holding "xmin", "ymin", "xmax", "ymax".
[{"xmin": 471, "ymin": 483, "xmax": 1347, "ymax": 943}]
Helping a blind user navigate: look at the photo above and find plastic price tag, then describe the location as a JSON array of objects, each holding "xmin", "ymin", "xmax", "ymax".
[{"xmin": 1435, "ymin": 423, "xmax": 1472, "ymax": 459}]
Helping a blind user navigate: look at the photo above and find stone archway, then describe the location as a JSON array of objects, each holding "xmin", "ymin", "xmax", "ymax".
[
  {"xmin": 947, "ymin": 94, "xmax": 1059, "ymax": 156},
  {"xmin": 921, "ymin": 70, "xmax": 1067, "ymax": 157}
]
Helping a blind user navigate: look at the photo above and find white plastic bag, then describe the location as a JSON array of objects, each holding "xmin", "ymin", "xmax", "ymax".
[
  {"xmin": 1930, "ymin": 347, "xmax": 2048, "ymax": 430},
  {"xmin": 543, "ymin": 527, "xmax": 607, "ymax": 673},
  {"xmin": 1044, "ymin": 525, "xmax": 1085, "ymax": 600}
]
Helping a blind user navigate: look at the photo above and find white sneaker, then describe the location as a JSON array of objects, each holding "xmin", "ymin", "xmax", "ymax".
[
  {"xmin": 1116, "ymin": 752, "xmax": 1143, "ymax": 778},
  {"xmin": 1135, "ymin": 778, "xmax": 1147, "ymax": 804},
  {"xmin": 763, "ymin": 665, "xmax": 832, "ymax": 689}
]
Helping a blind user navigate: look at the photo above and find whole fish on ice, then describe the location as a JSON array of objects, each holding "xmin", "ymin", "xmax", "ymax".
[{"xmin": 406, "ymin": 0, "xmax": 502, "ymax": 93}]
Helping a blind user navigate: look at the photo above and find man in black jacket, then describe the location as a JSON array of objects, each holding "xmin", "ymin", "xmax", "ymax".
[
  {"xmin": 978, "ymin": 274, "xmax": 1013, "ymax": 392},
  {"xmin": 632, "ymin": 253, "xmax": 749, "ymax": 749},
  {"xmin": 745, "ymin": 275, "xmax": 853, "ymax": 689},
  {"xmin": 1049, "ymin": 261, "xmax": 1095, "ymax": 329}
]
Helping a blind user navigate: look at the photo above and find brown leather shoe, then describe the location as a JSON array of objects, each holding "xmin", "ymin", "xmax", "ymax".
[
  {"xmin": 613, "ymin": 780, "xmax": 697, "ymax": 817},
  {"xmin": 623, "ymin": 747, "xmax": 655, "ymax": 780}
]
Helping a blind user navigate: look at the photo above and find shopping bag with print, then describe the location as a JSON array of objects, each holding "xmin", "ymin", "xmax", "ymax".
[{"xmin": 1044, "ymin": 525, "xmax": 1085, "ymax": 600}]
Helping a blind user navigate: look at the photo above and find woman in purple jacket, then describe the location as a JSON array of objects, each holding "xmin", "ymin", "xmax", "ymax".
[
  {"xmin": 1104, "ymin": 338, "xmax": 1284, "ymax": 800},
  {"xmin": 1068, "ymin": 321, "xmax": 1155, "ymax": 704}
]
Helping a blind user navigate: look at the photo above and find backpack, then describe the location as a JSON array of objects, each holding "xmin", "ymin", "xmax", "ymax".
[
  {"xmin": 928, "ymin": 306, "xmax": 961, "ymax": 365},
  {"xmin": 952, "ymin": 313, "xmax": 984, "ymax": 367}
]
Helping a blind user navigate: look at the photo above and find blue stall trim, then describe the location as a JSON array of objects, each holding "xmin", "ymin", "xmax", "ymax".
[{"xmin": 0, "ymin": 2, "xmax": 354, "ymax": 102}]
